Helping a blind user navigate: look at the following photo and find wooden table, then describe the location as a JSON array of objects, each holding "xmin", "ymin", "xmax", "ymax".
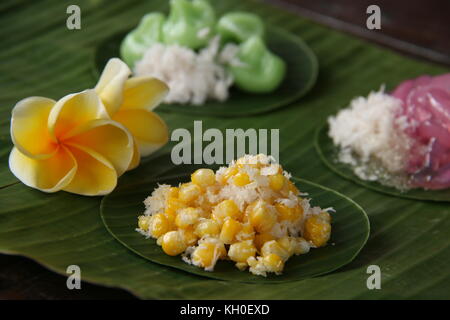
[
  {"xmin": 270, "ymin": 0, "xmax": 450, "ymax": 66},
  {"xmin": 1, "ymin": 0, "xmax": 449, "ymax": 300}
]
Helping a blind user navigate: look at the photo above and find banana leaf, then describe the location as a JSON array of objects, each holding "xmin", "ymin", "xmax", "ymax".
[
  {"xmin": 101, "ymin": 175, "xmax": 369, "ymax": 282},
  {"xmin": 0, "ymin": 0, "xmax": 449, "ymax": 299}
]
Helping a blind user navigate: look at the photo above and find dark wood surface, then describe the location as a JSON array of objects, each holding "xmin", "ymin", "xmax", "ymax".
[
  {"xmin": 1, "ymin": 0, "xmax": 449, "ymax": 300},
  {"xmin": 0, "ymin": 254, "xmax": 135, "ymax": 299},
  {"xmin": 268, "ymin": 0, "xmax": 450, "ymax": 66}
]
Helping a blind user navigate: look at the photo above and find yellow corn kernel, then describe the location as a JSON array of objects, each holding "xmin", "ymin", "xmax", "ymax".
[
  {"xmin": 248, "ymin": 200, "xmax": 276, "ymax": 233},
  {"xmin": 295, "ymin": 205, "xmax": 304, "ymax": 220},
  {"xmin": 138, "ymin": 215, "xmax": 151, "ymax": 231},
  {"xmin": 175, "ymin": 207, "xmax": 200, "ymax": 229},
  {"xmin": 287, "ymin": 180, "xmax": 300, "ymax": 195},
  {"xmin": 263, "ymin": 254, "xmax": 284, "ymax": 273},
  {"xmin": 149, "ymin": 213, "xmax": 173, "ymax": 238},
  {"xmin": 167, "ymin": 186, "xmax": 179, "ymax": 198},
  {"xmin": 161, "ymin": 231, "xmax": 186, "ymax": 256},
  {"xmin": 221, "ymin": 166, "xmax": 238, "ymax": 183},
  {"xmin": 192, "ymin": 240, "xmax": 226, "ymax": 269},
  {"xmin": 276, "ymin": 165, "xmax": 283, "ymax": 174},
  {"xmin": 164, "ymin": 187, "xmax": 181, "ymax": 223},
  {"xmin": 212, "ymin": 199, "xmax": 241, "ymax": 223},
  {"xmin": 197, "ymin": 202, "xmax": 212, "ymax": 217},
  {"xmin": 277, "ymin": 236, "xmax": 294, "ymax": 256},
  {"xmin": 235, "ymin": 262, "xmax": 248, "ymax": 271},
  {"xmin": 240, "ymin": 208, "xmax": 251, "ymax": 223},
  {"xmin": 254, "ymin": 232, "xmax": 275, "ymax": 251},
  {"xmin": 318, "ymin": 211, "xmax": 331, "ymax": 223},
  {"xmin": 191, "ymin": 168, "xmax": 216, "ymax": 187},
  {"xmin": 194, "ymin": 219, "xmax": 221, "ymax": 238},
  {"xmin": 164, "ymin": 211, "xmax": 177, "ymax": 225},
  {"xmin": 275, "ymin": 203, "xmax": 292, "ymax": 221},
  {"xmin": 178, "ymin": 183, "xmax": 201, "ymax": 204},
  {"xmin": 180, "ymin": 227, "xmax": 198, "ymax": 246},
  {"xmin": 260, "ymin": 240, "xmax": 289, "ymax": 261},
  {"xmin": 262, "ymin": 196, "xmax": 276, "ymax": 206},
  {"xmin": 236, "ymin": 223, "xmax": 255, "ymax": 241},
  {"xmin": 192, "ymin": 244, "xmax": 215, "ymax": 268},
  {"xmin": 228, "ymin": 240, "xmax": 256, "ymax": 263},
  {"xmin": 165, "ymin": 197, "xmax": 187, "ymax": 217},
  {"xmin": 220, "ymin": 218, "xmax": 242, "ymax": 244},
  {"xmin": 233, "ymin": 172, "xmax": 251, "ymax": 187},
  {"xmin": 268, "ymin": 174, "xmax": 285, "ymax": 191},
  {"xmin": 275, "ymin": 203, "xmax": 303, "ymax": 222},
  {"xmin": 303, "ymin": 215, "xmax": 331, "ymax": 247},
  {"xmin": 277, "ymin": 236, "xmax": 310, "ymax": 256}
]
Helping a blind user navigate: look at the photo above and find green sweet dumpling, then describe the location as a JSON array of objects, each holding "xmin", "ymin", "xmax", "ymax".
[
  {"xmin": 217, "ymin": 12, "xmax": 265, "ymax": 44},
  {"xmin": 163, "ymin": 0, "xmax": 216, "ymax": 49},
  {"xmin": 120, "ymin": 13, "xmax": 165, "ymax": 68},
  {"xmin": 120, "ymin": 3, "xmax": 287, "ymax": 95},
  {"xmin": 229, "ymin": 36, "xmax": 286, "ymax": 93}
]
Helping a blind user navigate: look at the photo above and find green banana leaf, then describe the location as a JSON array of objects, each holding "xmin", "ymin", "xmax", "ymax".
[
  {"xmin": 0, "ymin": 0, "xmax": 449, "ymax": 299},
  {"xmin": 94, "ymin": 27, "xmax": 318, "ymax": 117},
  {"xmin": 316, "ymin": 124, "xmax": 450, "ymax": 202},
  {"xmin": 101, "ymin": 175, "xmax": 369, "ymax": 282},
  {"xmin": 0, "ymin": 139, "xmax": 16, "ymax": 188}
]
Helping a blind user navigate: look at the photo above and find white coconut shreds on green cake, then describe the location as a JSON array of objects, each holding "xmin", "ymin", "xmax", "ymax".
[
  {"xmin": 134, "ymin": 36, "xmax": 240, "ymax": 105},
  {"xmin": 327, "ymin": 87, "xmax": 414, "ymax": 189}
]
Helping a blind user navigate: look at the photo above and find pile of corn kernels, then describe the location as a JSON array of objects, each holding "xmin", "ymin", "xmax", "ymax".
[{"xmin": 137, "ymin": 154, "xmax": 332, "ymax": 277}]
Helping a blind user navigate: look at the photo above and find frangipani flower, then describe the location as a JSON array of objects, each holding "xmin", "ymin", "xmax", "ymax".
[
  {"xmin": 95, "ymin": 58, "xmax": 169, "ymax": 169},
  {"xmin": 9, "ymin": 90, "xmax": 134, "ymax": 196}
]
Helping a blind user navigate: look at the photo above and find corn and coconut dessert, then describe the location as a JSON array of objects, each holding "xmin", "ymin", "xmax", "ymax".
[
  {"xmin": 328, "ymin": 74, "xmax": 450, "ymax": 191},
  {"xmin": 137, "ymin": 154, "xmax": 332, "ymax": 277}
]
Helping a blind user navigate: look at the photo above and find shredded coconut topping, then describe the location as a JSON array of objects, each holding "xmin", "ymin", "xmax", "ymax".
[
  {"xmin": 134, "ymin": 37, "xmax": 238, "ymax": 105},
  {"xmin": 328, "ymin": 87, "xmax": 413, "ymax": 184}
]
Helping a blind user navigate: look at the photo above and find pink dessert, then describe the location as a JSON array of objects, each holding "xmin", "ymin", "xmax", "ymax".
[
  {"xmin": 392, "ymin": 74, "xmax": 450, "ymax": 190},
  {"xmin": 329, "ymin": 73, "xmax": 450, "ymax": 191}
]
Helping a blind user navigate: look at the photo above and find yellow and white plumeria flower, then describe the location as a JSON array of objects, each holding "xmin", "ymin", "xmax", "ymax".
[
  {"xmin": 95, "ymin": 58, "xmax": 169, "ymax": 169},
  {"xmin": 9, "ymin": 89, "xmax": 134, "ymax": 196},
  {"xmin": 9, "ymin": 58, "xmax": 169, "ymax": 196}
]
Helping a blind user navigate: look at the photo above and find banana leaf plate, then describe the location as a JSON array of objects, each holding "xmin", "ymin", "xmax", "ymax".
[{"xmin": 100, "ymin": 174, "xmax": 369, "ymax": 283}]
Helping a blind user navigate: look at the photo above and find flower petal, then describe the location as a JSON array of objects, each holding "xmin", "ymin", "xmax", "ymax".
[
  {"xmin": 121, "ymin": 77, "xmax": 169, "ymax": 111},
  {"xmin": 95, "ymin": 58, "xmax": 131, "ymax": 116},
  {"xmin": 9, "ymin": 146, "xmax": 77, "ymax": 193},
  {"xmin": 10, "ymin": 97, "xmax": 57, "ymax": 159},
  {"xmin": 128, "ymin": 138, "xmax": 141, "ymax": 171},
  {"xmin": 113, "ymin": 109, "xmax": 168, "ymax": 157},
  {"xmin": 63, "ymin": 145, "xmax": 118, "ymax": 196},
  {"xmin": 48, "ymin": 89, "xmax": 109, "ymax": 141},
  {"xmin": 65, "ymin": 119, "xmax": 134, "ymax": 176}
]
